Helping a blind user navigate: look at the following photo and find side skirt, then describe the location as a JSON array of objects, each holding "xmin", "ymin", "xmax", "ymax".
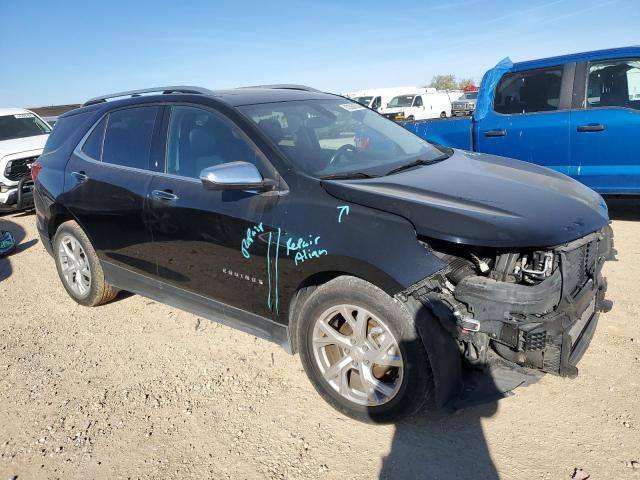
[{"xmin": 102, "ymin": 261, "xmax": 292, "ymax": 352}]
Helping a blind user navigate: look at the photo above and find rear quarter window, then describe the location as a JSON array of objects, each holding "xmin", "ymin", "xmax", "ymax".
[
  {"xmin": 42, "ymin": 111, "xmax": 93, "ymax": 154},
  {"xmin": 81, "ymin": 116, "xmax": 107, "ymax": 160}
]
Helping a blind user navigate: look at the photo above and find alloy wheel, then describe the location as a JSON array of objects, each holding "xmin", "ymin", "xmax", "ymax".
[
  {"xmin": 311, "ymin": 304, "xmax": 404, "ymax": 406},
  {"xmin": 58, "ymin": 234, "xmax": 92, "ymax": 298}
]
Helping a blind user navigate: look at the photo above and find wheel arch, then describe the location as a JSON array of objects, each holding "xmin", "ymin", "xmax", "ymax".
[
  {"xmin": 285, "ymin": 258, "xmax": 405, "ymax": 353},
  {"xmin": 48, "ymin": 203, "xmax": 76, "ymax": 240}
]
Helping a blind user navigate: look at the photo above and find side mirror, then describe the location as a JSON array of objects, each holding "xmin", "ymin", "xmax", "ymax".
[{"xmin": 200, "ymin": 161, "xmax": 276, "ymax": 192}]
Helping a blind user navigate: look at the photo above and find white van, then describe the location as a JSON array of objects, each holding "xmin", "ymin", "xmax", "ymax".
[
  {"xmin": 380, "ymin": 90, "xmax": 452, "ymax": 122},
  {"xmin": 346, "ymin": 86, "xmax": 422, "ymax": 112}
]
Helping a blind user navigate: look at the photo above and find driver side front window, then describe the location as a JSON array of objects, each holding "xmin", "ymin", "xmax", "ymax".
[{"xmin": 166, "ymin": 106, "xmax": 262, "ymax": 179}]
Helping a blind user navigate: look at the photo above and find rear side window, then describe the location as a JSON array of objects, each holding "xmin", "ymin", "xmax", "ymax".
[
  {"xmin": 102, "ymin": 106, "xmax": 160, "ymax": 170},
  {"xmin": 81, "ymin": 116, "xmax": 107, "ymax": 160},
  {"xmin": 494, "ymin": 67, "xmax": 564, "ymax": 114},
  {"xmin": 587, "ymin": 59, "xmax": 640, "ymax": 110}
]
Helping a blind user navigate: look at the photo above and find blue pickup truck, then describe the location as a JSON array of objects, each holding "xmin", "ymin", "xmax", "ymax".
[{"xmin": 404, "ymin": 46, "xmax": 640, "ymax": 194}]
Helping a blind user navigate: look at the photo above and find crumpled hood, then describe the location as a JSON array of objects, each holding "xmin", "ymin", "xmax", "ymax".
[
  {"xmin": 321, "ymin": 150, "xmax": 609, "ymax": 248},
  {"xmin": 0, "ymin": 135, "xmax": 48, "ymax": 159}
]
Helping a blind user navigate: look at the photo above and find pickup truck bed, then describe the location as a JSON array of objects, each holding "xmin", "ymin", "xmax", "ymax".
[{"xmin": 404, "ymin": 117, "xmax": 472, "ymax": 151}]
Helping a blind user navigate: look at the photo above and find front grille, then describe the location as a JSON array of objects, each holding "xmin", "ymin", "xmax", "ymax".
[
  {"xmin": 563, "ymin": 240, "xmax": 598, "ymax": 298},
  {"xmin": 3, "ymin": 156, "xmax": 38, "ymax": 181}
]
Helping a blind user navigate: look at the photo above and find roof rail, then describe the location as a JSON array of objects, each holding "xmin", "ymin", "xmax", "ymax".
[
  {"xmin": 82, "ymin": 86, "xmax": 214, "ymax": 107},
  {"xmin": 239, "ymin": 84, "xmax": 321, "ymax": 93}
]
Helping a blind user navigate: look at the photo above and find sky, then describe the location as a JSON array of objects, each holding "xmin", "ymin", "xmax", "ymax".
[{"xmin": 1, "ymin": 0, "xmax": 639, "ymax": 107}]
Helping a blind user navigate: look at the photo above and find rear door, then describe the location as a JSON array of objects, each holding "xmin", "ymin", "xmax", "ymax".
[
  {"xmin": 147, "ymin": 104, "xmax": 283, "ymax": 318},
  {"xmin": 570, "ymin": 58, "xmax": 640, "ymax": 193},
  {"xmin": 475, "ymin": 64, "xmax": 573, "ymax": 174},
  {"xmin": 64, "ymin": 105, "xmax": 165, "ymax": 276}
]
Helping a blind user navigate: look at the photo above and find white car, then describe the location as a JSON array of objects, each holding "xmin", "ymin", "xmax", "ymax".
[{"xmin": 0, "ymin": 108, "xmax": 51, "ymax": 212}]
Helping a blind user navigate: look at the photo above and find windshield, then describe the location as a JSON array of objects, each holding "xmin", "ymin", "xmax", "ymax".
[
  {"xmin": 239, "ymin": 99, "xmax": 443, "ymax": 177},
  {"xmin": 387, "ymin": 95, "xmax": 415, "ymax": 108},
  {"xmin": 354, "ymin": 96, "xmax": 373, "ymax": 106},
  {"xmin": 0, "ymin": 113, "xmax": 51, "ymax": 141},
  {"xmin": 463, "ymin": 91, "xmax": 478, "ymax": 100}
]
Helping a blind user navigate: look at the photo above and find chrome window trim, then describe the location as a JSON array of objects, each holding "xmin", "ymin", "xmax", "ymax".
[
  {"xmin": 72, "ymin": 102, "xmax": 289, "ymax": 194},
  {"xmin": 73, "ymin": 105, "xmax": 162, "ymax": 174}
]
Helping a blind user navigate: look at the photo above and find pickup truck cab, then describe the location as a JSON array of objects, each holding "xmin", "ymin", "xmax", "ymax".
[{"xmin": 404, "ymin": 46, "xmax": 640, "ymax": 194}]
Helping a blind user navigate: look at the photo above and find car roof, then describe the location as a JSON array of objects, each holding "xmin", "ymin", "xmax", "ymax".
[
  {"xmin": 62, "ymin": 86, "xmax": 343, "ymax": 120},
  {"xmin": 210, "ymin": 88, "xmax": 339, "ymax": 106},
  {"xmin": 0, "ymin": 107, "xmax": 32, "ymax": 116},
  {"xmin": 512, "ymin": 45, "xmax": 640, "ymax": 70}
]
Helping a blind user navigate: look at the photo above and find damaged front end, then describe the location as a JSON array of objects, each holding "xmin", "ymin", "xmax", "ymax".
[{"xmin": 406, "ymin": 227, "xmax": 613, "ymax": 379}]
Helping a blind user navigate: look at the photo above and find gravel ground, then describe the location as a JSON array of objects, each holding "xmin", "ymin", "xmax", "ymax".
[{"xmin": 1, "ymin": 200, "xmax": 639, "ymax": 480}]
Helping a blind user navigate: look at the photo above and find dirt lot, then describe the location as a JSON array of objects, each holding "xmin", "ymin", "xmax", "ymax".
[{"xmin": 1, "ymin": 201, "xmax": 639, "ymax": 480}]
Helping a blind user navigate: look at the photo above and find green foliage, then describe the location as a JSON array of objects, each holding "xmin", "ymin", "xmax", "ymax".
[{"xmin": 429, "ymin": 75, "xmax": 476, "ymax": 90}]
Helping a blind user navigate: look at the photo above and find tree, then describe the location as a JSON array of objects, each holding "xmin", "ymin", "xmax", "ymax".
[
  {"xmin": 457, "ymin": 78, "xmax": 475, "ymax": 90},
  {"xmin": 429, "ymin": 74, "xmax": 457, "ymax": 91}
]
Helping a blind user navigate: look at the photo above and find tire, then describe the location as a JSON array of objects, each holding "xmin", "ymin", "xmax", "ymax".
[
  {"xmin": 405, "ymin": 115, "xmax": 415, "ymax": 122},
  {"xmin": 440, "ymin": 111, "xmax": 447, "ymax": 118},
  {"xmin": 53, "ymin": 221, "xmax": 118, "ymax": 307},
  {"xmin": 296, "ymin": 276, "xmax": 432, "ymax": 423}
]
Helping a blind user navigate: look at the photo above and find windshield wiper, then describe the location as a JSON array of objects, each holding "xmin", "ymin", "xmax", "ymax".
[
  {"xmin": 384, "ymin": 154, "xmax": 450, "ymax": 176},
  {"xmin": 320, "ymin": 172, "xmax": 379, "ymax": 180}
]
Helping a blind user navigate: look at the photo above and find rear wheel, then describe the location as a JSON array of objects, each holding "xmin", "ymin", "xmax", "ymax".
[
  {"xmin": 296, "ymin": 276, "xmax": 432, "ymax": 423},
  {"xmin": 53, "ymin": 221, "xmax": 118, "ymax": 306}
]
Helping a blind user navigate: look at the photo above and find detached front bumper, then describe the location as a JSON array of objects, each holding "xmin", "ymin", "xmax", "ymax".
[
  {"xmin": 451, "ymin": 229, "xmax": 611, "ymax": 377},
  {"xmin": 0, "ymin": 178, "xmax": 34, "ymax": 212}
]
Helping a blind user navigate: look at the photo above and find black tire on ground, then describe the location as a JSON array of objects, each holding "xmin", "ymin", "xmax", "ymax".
[
  {"xmin": 440, "ymin": 111, "xmax": 447, "ymax": 118},
  {"xmin": 296, "ymin": 275, "xmax": 433, "ymax": 423},
  {"xmin": 406, "ymin": 115, "xmax": 415, "ymax": 122},
  {"xmin": 53, "ymin": 220, "xmax": 118, "ymax": 307}
]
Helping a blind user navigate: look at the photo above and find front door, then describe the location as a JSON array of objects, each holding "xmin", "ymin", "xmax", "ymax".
[
  {"xmin": 64, "ymin": 105, "xmax": 164, "ymax": 276},
  {"xmin": 570, "ymin": 58, "xmax": 640, "ymax": 193},
  {"xmin": 147, "ymin": 105, "xmax": 283, "ymax": 318},
  {"xmin": 475, "ymin": 64, "xmax": 572, "ymax": 175}
]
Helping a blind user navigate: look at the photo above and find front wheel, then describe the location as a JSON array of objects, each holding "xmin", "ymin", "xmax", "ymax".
[
  {"xmin": 440, "ymin": 111, "xmax": 447, "ymax": 118},
  {"xmin": 296, "ymin": 276, "xmax": 432, "ymax": 423}
]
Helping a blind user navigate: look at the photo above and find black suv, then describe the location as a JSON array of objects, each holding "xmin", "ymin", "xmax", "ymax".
[{"xmin": 34, "ymin": 85, "xmax": 611, "ymax": 422}]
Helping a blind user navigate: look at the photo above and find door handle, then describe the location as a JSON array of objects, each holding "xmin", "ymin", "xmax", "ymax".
[
  {"xmin": 484, "ymin": 129, "xmax": 506, "ymax": 137},
  {"xmin": 577, "ymin": 124, "xmax": 606, "ymax": 132},
  {"xmin": 151, "ymin": 189, "xmax": 178, "ymax": 201},
  {"xmin": 70, "ymin": 171, "xmax": 88, "ymax": 182}
]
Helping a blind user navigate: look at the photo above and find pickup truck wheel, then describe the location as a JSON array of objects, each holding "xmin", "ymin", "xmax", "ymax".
[
  {"xmin": 53, "ymin": 221, "xmax": 118, "ymax": 307},
  {"xmin": 297, "ymin": 276, "xmax": 432, "ymax": 423}
]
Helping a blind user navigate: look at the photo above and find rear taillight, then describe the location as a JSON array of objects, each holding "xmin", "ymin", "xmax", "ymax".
[{"xmin": 31, "ymin": 159, "xmax": 42, "ymax": 182}]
